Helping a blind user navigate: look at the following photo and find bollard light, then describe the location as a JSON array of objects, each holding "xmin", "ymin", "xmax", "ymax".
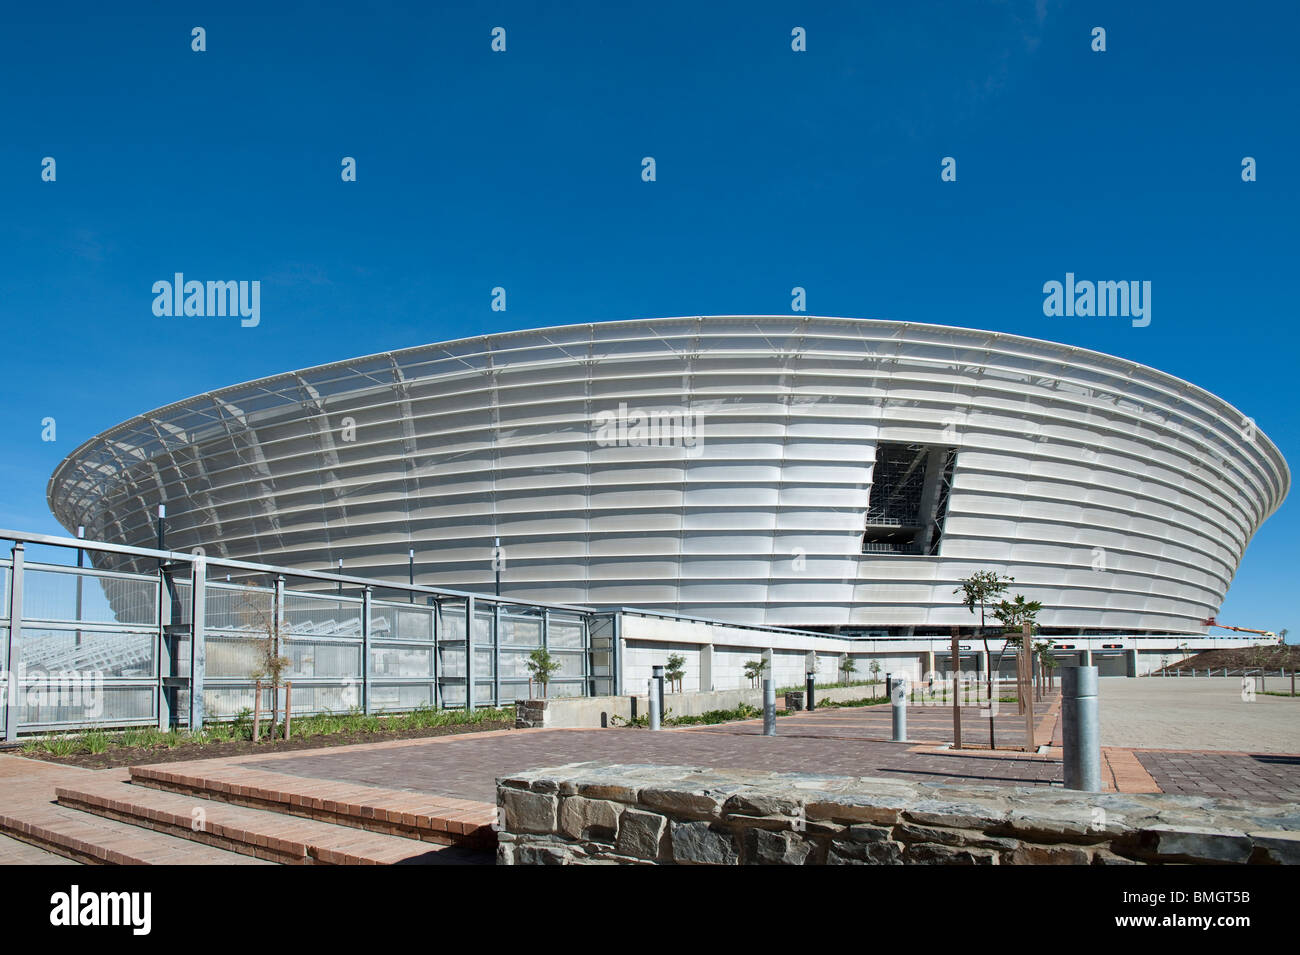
[
  {"xmin": 805, "ymin": 670, "xmax": 816, "ymax": 712},
  {"xmin": 647, "ymin": 677, "xmax": 661, "ymax": 731},
  {"xmin": 891, "ymin": 676, "xmax": 908, "ymax": 742},
  {"xmin": 1062, "ymin": 666, "xmax": 1101, "ymax": 791},
  {"xmin": 762, "ymin": 678, "xmax": 776, "ymax": 736}
]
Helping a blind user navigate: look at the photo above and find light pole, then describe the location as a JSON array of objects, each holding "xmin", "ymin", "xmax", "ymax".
[
  {"xmin": 75, "ymin": 526, "xmax": 85, "ymax": 647},
  {"xmin": 408, "ymin": 547, "xmax": 415, "ymax": 603},
  {"xmin": 155, "ymin": 504, "xmax": 166, "ymax": 567},
  {"xmin": 494, "ymin": 536, "xmax": 502, "ymax": 597}
]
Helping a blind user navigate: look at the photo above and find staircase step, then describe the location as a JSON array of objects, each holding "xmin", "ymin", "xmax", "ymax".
[
  {"xmin": 129, "ymin": 762, "xmax": 497, "ymax": 849},
  {"xmin": 0, "ymin": 801, "xmax": 273, "ymax": 866},
  {"xmin": 56, "ymin": 777, "xmax": 489, "ymax": 865}
]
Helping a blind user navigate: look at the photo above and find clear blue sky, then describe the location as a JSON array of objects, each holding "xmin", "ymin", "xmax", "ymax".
[{"xmin": 0, "ymin": 1, "xmax": 1294, "ymax": 638}]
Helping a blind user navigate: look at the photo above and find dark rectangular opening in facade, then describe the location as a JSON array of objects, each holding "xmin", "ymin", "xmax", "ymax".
[{"xmin": 862, "ymin": 442, "xmax": 957, "ymax": 556}]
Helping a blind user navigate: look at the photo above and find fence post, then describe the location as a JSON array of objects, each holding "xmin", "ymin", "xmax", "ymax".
[
  {"xmin": 464, "ymin": 596, "xmax": 475, "ymax": 712},
  {"xmin": 4, "ymin": 543, "xmax": 25, "ymax": 742},
  {"xmin": 361, "ymin": 586, "xmax": 372, "ymax": 716},
  {"xmin": 253, "ymin": 679, "xmax": 262, "ymax": 742},
  {"xmin": 1062, "ymin": 666, "xmax": 1101, "ymax": 792},
  {"xmin": 189, "ymin": 557, "xmax": 206, "ymax": 732},
  {"xmin": 612, "ymin": 613, "xmax": 623, "ymax": 696},
  {"xmin": 285, "ymin": 682, "xmax": 292, "ymax": 740}
]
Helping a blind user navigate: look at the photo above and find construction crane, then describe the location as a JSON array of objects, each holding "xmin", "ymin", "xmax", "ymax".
[{"xmin": 1201, "ymin": 617, "xmax": 1278, "ymax": 639}]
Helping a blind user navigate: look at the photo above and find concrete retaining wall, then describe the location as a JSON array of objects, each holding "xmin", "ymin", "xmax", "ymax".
[
  {"xmin": 516, "ymin": 683, "xmax": 890, "ymax": 728},
  {"xmin": 497, "ymin": 762, "xmax": 1300, "ymax": 865}
]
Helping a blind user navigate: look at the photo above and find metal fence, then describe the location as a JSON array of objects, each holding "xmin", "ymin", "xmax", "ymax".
[{"xmin": 0, "ymin": 529, "xmax": 615, "ymax": 739}]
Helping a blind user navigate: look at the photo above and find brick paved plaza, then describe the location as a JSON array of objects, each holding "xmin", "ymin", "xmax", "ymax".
[{"xmin": 1, "ymin": 682, "xmax": 1296, "ymax": 864}]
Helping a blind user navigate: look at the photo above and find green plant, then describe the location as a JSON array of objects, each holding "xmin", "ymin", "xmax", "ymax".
[
  {"xmin": 79, "ymin": 730, "xmax": 110, "ymax": 754},
  {"xmin": 742, "ymin": 658, "xmax": 768, "ymax": 688},
  {"xmin": 42, "ymin": 734, "xmax": 80, "ymax": 757},
  {"xmin": 526, "ymin": 648, "xmax": 562, "ymax": 698},
  {"xmin": 840, "ymin": 656, "xmax": 857, "ymax": 683},
  {"xmin": 869, "ymin": 660, "xmax": 881, "ymax": 683},
  {"xmin": 664, "ymin": 653, "xmax": 686, "ymax": 693}
]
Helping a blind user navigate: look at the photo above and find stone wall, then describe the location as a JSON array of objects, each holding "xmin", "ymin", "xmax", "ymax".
[{"xmin": 496, "ymin": 762, "xmax": 1300, "ymax": 865}]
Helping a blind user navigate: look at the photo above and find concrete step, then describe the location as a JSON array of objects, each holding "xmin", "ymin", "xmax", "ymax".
[
  {"xmin": 0, "ymin": 800, "xmax": 274, "ymax": 866},
  {"xmin": 56, "ymin": 777, "xmax": 490, "ymax": 865},
  {"xmin": 129, "ymin": 762, "xmax": 497, "ymax": 850}
]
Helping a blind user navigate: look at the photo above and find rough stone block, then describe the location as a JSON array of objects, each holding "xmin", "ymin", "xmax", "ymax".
[
  {"xmin": 1138, "ymin": 826, "xmax": 1254, "ymax": 864},
  {"xmin": 671, "ymin": 821, "xmax": 740, "ymax": 865},
  {"xmin": 723, "ymin": 792, "xmax": 800, "ymax": 818},
  {"xmin": 559, "ymin": 796, "xmax": 620, "ymax": 841},
  {"xmin": 641, "ymin": 786, "xmax": 725, "ymax": 820},
  {"xmin": 1248, "ymin": 830, "xmax": 1300, "ymax": 865},
  {"xmin": 894, "ymin": 823, "xmax": 1017, "ymax": 851},
  {"xmin": 744, "ymin": 828, "xmax": 814, "ymax": 865},
  {"xmin": 501, "ymin": 788, "xmax": 557, "ymax": 835},
  {"xmin": 905, "ymin": 844, "xmax": 999, "ymax": 865},
  {"xmin": 1005, "ymin": 843, "xmax": 1093, "ymax": 865},
  {"xmin": 616, "ymin": 808, "xmax": 667, "ymax": 860}
]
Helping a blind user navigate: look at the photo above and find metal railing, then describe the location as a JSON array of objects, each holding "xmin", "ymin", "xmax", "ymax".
[{"xmin": 0, "ymin": 528, "xmax": 614, "ymax": 739}]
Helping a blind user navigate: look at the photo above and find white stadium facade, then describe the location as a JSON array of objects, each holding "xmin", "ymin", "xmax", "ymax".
[{"xmin": 48, "ymin": 316, "xmax": 1288, "ymax": 647}]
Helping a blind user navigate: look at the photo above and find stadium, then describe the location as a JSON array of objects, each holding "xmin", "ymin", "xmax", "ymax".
[{"xmin": 48, "ymin": 316, "xmax": 1289, "ymax": 639}]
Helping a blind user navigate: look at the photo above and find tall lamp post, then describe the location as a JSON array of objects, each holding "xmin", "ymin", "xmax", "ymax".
[
  {"xmin": 75, "ymin": 526, "xmax": 85, "ymax": 647},
  {"xmin": 494, "ymin": 537, "xmax": 502, "ymax": 597}
]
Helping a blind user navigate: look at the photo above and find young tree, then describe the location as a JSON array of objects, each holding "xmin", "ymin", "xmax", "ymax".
[
  {"xmin": 954, "ymin": 571, "xmax": 1014, "ymax": 748},
  {"xmin": 244, "ymin": 595, "xmax": 291, "ymax": 741},
  {"xmin": 1037, "ymin": 640, "xmax": 1059, "ymax": 691},
  {"xmin": 526, "ymin": 648, "xmax": 562, "ymax": 698},
  {"xmin": 993, "ymin": 595, "xmax": 1043, "ymax": 716},
  {"xmin": 664, "ymin": 653, "xmax": 686, "ymax": 693},
  {"xmin": 743, "ymin": 658, "xmax": 768, "ymax": 688},
  {"xmin": 869, "ymin": 660, "xmax": 881, "ymax": 685},
  {"xmin": 840, "ymin": 655, "xmax": 857, "ymax": 684}
]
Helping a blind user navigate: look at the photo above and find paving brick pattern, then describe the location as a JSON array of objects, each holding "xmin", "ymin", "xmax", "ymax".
[
  {"xmin": 0, "ymin": 757, "xmax": 271, "ymax": 865},
  {"xmin": 56, "ymin": 774, "xmax": 489, "ymax": 864},
  {"xmin": 250, "ymin": 700, "xmax": 1065, "ymax": 804},
  {"xmin": 0, "ymin": 831, "xmax": 80, "ymax": 865},
  {"xmin": 1136, "ymin": 751, "xmax": 1300, "ymax": 803}
]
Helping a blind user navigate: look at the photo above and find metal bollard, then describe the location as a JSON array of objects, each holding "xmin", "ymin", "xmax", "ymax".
[
  {"xmin": 647, "ymin": 678, "xmax": 661, "ymax": 731},
  {"xmin": 1062, "ymin": 666, "xmax": 1100, "ymax": 792},
  {"xmin": 891, "ymin": 677, "xmax": 908, "ymax": 742},
  {"xmin": 652, "ymin": 664, "xmax": 666, "ymax": 717},
  {"xmin": 806, "ymin": 671, "xmax": 816, "ymax": 712},
  {"xmin": 763, "ymin": 678, "xmax": 776, "ymax": 736}
]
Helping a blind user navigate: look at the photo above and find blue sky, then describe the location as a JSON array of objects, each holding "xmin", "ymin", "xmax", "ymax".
[{"xmin": 0, "ymin": 1, "xmax": 1295, "ymax": 637}]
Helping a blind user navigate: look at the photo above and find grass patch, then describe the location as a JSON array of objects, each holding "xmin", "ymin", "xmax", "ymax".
[
  {"xmin": 19, "ymin": 704, "xmax": 514, "ymax": 758},
  {"xmin": 611, "ymin": 703, "xmax": 795, "ymax": 728},
  {"xmin": 808, "ymin": 695, "xmax": 890, "ymax": 708}
]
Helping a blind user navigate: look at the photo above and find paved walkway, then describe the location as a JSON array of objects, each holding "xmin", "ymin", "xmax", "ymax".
[
  {"xmin": 1099, "ymin": 677, "xmax": 1299, "ymax": 753},
  {"xmin": 243, "ymin": 697, "xmax": 1065, "ymax": 804}
]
